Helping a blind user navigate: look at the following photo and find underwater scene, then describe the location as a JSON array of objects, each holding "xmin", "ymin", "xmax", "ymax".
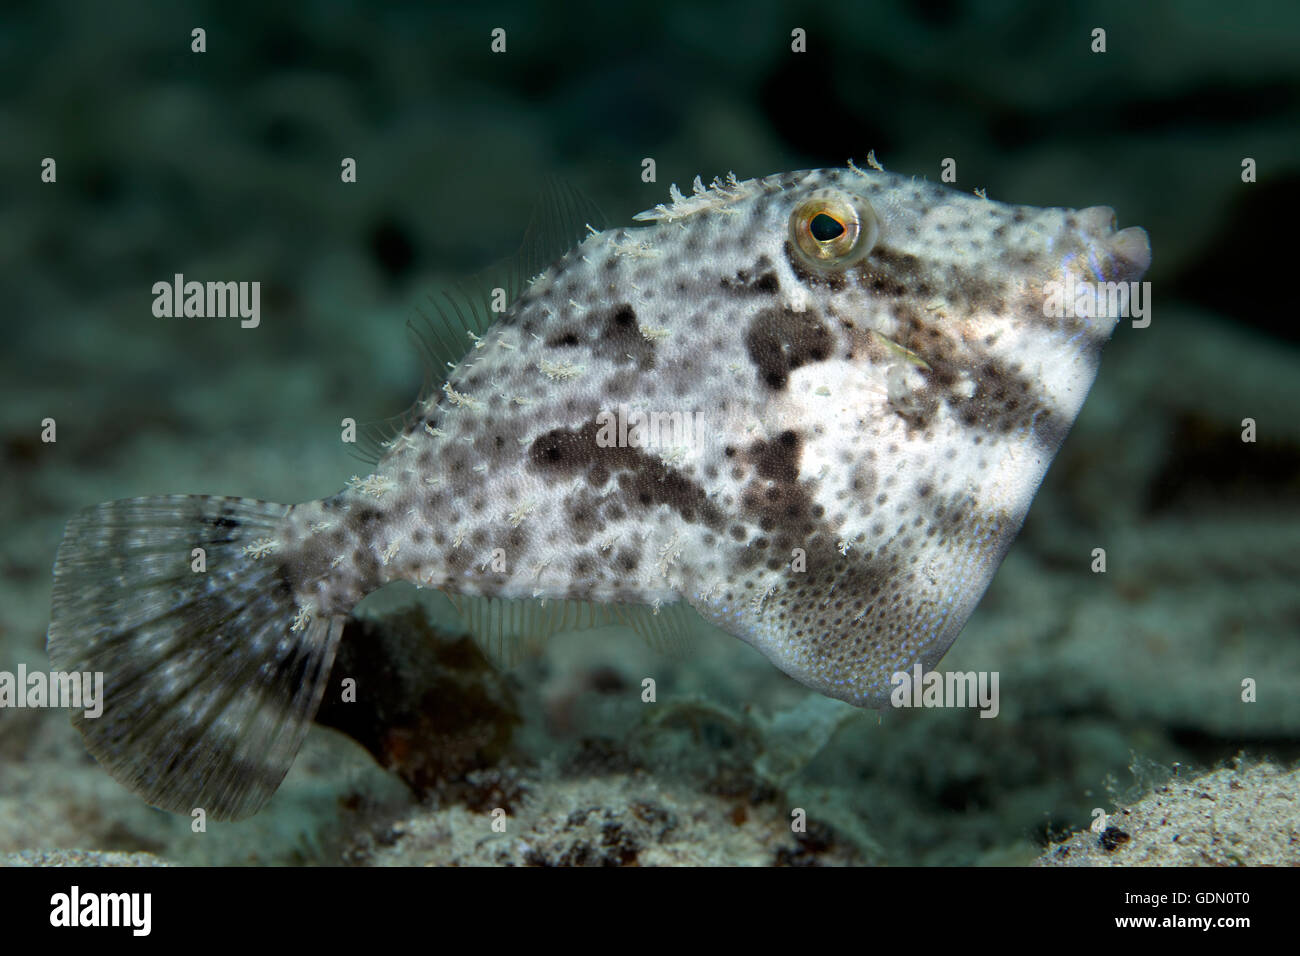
[{"xmin": 1, "ymin": 0, "xmax": 1298, "ymax": 871}]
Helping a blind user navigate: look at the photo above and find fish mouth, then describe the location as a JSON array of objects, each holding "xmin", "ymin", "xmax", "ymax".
[{"xmin": 1077, "ymin": 204, "xmax": 1152, "ymax": 283}]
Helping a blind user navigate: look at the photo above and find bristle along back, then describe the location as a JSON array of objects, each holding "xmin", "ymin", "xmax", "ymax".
[{"xmin": 354, "ymin": 178, "xmax": 607, "ymax": 465}]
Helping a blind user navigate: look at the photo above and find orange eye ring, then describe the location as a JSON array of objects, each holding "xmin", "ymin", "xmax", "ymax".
[{"xmin": 789, "ymin": 192, "xmax": 878, "ymax": 270}]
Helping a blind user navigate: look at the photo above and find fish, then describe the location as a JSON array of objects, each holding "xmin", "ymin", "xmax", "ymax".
[{"xmin": 47, "ymin": 164, "xmax": 1151, "ymax": 819}]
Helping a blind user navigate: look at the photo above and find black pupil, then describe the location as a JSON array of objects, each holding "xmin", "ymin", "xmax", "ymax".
[{"xmin": 810, "ymin": 213, "xmax": 845, "ymax": 242}]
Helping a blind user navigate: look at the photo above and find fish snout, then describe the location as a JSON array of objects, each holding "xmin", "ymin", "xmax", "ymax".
[
  {"xmin": 1077, "ymin": 204, "xmax": 1117, "ymax": 236},
  {"xmin": 1107, "ymin": 226, "xmax": 1152, "ymax": 281},
  {"xmin": 1077, "ymin": 205, "xmax": 1151, "ymax": 283}
]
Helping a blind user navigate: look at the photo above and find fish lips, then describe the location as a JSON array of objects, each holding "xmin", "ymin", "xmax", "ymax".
[{"xmin": 1077, "ymin": 205, "xmax": 1152, "ymax": 283}]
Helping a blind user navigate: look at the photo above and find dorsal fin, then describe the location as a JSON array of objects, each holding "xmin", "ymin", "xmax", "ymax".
[
  {"xmin": 443, "ymin": 593, "xmax": 697, "ymax": 667},
  {"xmin": 354, "ymin": 178, "xmax": 607, "ymax": 464}
]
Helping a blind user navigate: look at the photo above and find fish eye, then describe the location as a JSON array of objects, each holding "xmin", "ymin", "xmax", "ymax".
[
  {"xmin": 789, "ymin": 192, "xmax": 879, "ymax": 270},
  {"xmin": 809, "ymin": 213, "xmax": 845, "ymax": 241}
]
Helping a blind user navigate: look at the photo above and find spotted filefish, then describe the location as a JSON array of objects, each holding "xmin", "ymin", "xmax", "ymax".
[{"xmin": 48, "ymin": 164, "xmax": 1150, "ymax": 818}]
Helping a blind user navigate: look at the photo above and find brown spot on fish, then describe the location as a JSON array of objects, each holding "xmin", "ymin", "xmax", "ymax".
[
  {"xmin": 528, "ymin": 422, "xmax": 723, "ymax": 530},
  {"xmin": 747, "ymin": 430, "xmax": 802, "ymax": 483},
  {"xmin": 745, "ymin": 305, "xmax": 833, "ymax": 389}
]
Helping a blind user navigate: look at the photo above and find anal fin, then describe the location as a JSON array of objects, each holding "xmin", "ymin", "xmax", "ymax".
[{"xmin": 443, "ymin": 593, "xmax": 697, "ymax": 667}]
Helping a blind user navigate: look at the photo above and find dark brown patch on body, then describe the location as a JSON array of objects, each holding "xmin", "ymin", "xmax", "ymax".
[
  {"xmin": 721, "ymin": 257, "xmax": 780, "ymax": 295},
  {"xmin": 944, "ymin": 358, "xmax": 1056, "ymax": 443},
  {"xmin": 545, "ymin": 303, "xmax": 655, "ymax": 371},
  {"xmin": 852, "ymin": 245, "xmax": 921, "ymax": 299},
  {"xmin": 871, "ymin": 302, "xmax": 1058, "ymax": 442},
  {"xmin": 747, "ymin": 430, "xmax": 802, "ymax": 483},
  {"xmin": 744, "ymin": 306, "xmax": 833, "ymax": 389},
  {"xmin": 892, "ymin": 389, "xmax": 942, "ymax": 432},
  {"xmin": 942, "ymin": 263, "xmax": 1006, "ymax": 314},
  {"xmin": 529, "ymin": 422, "xmax": 724, "ymax": 531},
  {"xmin": 732, "ymin": 432, "xmax": 819, "ymax": 560},
  {"xmin": 284, "ymin": 535, "xmax": 365, "ymax": 613},
  {"xmin": 573, "ymin": 552, "xmax": 597, "ymax": 578},
  {"xmin": 546, "ymin": 330, "xmax": 582, "ymax": 348},
  {"xmin": 591, "ymin": 303, "xmax": 654, "ymax": 370},
  {"xmin": 346, "ymin": 505, "xmax": 386, "ymax": 538}
]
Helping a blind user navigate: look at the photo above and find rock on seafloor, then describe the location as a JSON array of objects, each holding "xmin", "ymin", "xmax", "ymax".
[{"xmin": 1037, "ymin": 762, "xmax": 1300, "ymax": 867}]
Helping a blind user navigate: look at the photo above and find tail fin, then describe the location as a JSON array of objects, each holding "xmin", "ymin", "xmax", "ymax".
[{"xmin": 47, "ymin": 495, "xmax": 346, "ymax": 820}]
